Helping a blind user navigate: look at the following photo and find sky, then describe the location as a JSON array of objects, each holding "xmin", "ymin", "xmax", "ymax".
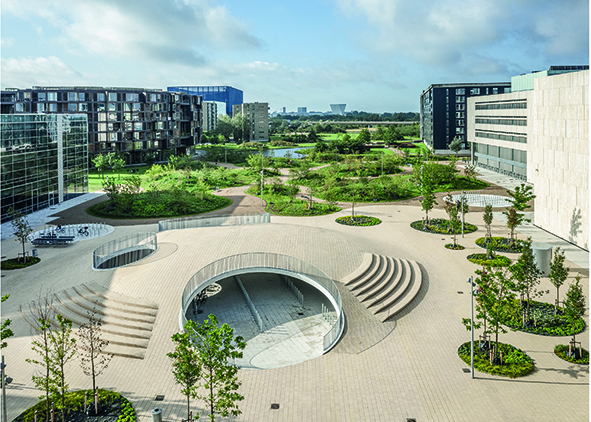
[{"xmin": 1, "ymin": 0, "xmax": 589, "ymax": 113}]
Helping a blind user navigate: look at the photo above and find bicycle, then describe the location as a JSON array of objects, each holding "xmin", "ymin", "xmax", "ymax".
[
  {"xmin": 78, "ymin": 226, "xmax": 90, "ymax": 237},
  {"xmin": 55, "ymin": 225, "xmax": 66, "ymax": 234}
]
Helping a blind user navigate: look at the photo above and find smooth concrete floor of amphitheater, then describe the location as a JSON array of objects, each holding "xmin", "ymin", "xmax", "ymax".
[{"xmin": 1, "ymin": 205, "xmax": 589, "ymax": 422}]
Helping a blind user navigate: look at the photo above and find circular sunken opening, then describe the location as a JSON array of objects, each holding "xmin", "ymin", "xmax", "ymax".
[{"xmin": 93, "ymin": 232, "xmax": 158, "ymax": 270}]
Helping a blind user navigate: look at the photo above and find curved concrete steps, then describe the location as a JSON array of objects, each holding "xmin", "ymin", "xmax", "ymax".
[
  {"xmin": 20, "ymin": 282, "xmax": 158, "ymax": 359},
  {"xmin": 341, "ymin": 253, "xmax": 423, "ymax": 322}
]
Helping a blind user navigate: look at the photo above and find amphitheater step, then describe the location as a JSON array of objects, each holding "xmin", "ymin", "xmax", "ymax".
[
  {"xmin": 19, "ymin": 283, "xmax": 158, "ymax": 359},
  {"xmin": 341, "ymin": 254, "xmax": 423, "ymax": 322}
]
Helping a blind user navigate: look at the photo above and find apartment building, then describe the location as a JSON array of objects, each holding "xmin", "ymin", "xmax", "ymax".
[
  {"xmin": 202, "ymin": 101, "xmax": 218, "ymax": 133},
  {"xmin": 1, "ymin": 87, "xmax": 203, "ymax": 164},
  {"xmin": 232, "ymin": 102, "xmax": 269, "ymax": 142}
]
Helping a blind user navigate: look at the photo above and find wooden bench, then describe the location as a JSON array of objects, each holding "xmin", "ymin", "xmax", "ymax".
[{"xmin": 32, "ymin": 235, "xmax": 75, "ymax": 246}]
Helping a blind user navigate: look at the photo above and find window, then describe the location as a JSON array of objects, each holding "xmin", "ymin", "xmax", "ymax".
[
  {"xmin": 79, "ymin": 93, "xmax": 85, "ymax": 101},
  {"xmin": 68, "ymin": 103, "xmax": 77, "ymax": 111},
  {"xmin": 456, "ymin": 96, "xmax": 465, "ymax": 103},
  {"xmin": 48, "ymin": 92, "xmax": 57, "ymax": 101},
  {"xmin": 133, "ymin": 103, "xmax": 141, "ymax": 111},
  {"xmin": 134, "ymin": 122, "xmax": 143, "ymax": 131},
  {"xmin": 456, "ymin": 88, "xmax": 465, "ymax": 95},
  {"xmin": 97, "ymin": 93, "xmax": 105, "ymax": 101},
  {"xmin": 456, "ymin": 104, "xmax": 465, "ymax": 111},
  {"xmin": 457, "ymin": 119, "xmax": 465, "ymax": 126},
  {"xmin": 69, "ymin": 92, "xmax": 77, "ymax": 101},
  {"xmin": 38, "ymin": 92, "xmax": 47, "ymax": 101},
  {"xmin": 150, "ymin": 94, "xmax": 157, "ymax": 102},
  {"xmin": 470, "ymin": 88, "xmax": 480, "ymax": 95},
  {"xmin": 456, "ymin": 112, "xmax": 465, "ymax": 118},
  {"xmin": 78, "ymin": 103, "xmax": 87, "ymax": 111},
  {"xmin": 456, "ymin": 127, "xmax": 465, "ymax": 134},
  {"xmin": 125, "ymin": 122, "xmax": 133, "ymax": 131},
  {"xmin": 97, "ymin": 103, "xmax": 105, "ymax": 112},
  {"xmin": 109, "ymin": 133, "xmax": 118, "ymax": 142},
  {"xmin": 124, "ymin": 103, "xmax": 131, "ymax": 112},
  {"xmin": 108, "ymin": 103, "xmax": 116, "ymax": 111},
  {"xmin": 109, "ymin": 93, "xmax": 117, "ymax": 101},
  {"xmin": 37, "ymin": 103, "xmax": 47, "ymax": 112},
  {"xmin": 492, "ymin": 88, "xmax": 498, "ymax": 94},
  {"xmin": 98, "ymin": 123, "xmax": 107, "ymax": 132}
]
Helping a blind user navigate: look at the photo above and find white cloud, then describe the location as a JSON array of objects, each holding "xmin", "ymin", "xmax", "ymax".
[
  {"xmin": 2, "ymin": 0, "xmax": 261, "ymax": 66},
  {"xmin": 331, "ymin": 0, "xmax": 589, "ymax": 72},
  {"xmin": 1, "ymin": 56, "xmax": 81, "ymax": 88},
  {"xmin": 1, "ymin": 37, "xmax": 14, "ymax": 47}
]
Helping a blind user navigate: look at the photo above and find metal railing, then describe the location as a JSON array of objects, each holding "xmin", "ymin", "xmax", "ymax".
[
  {"xmin": 283, "ymin": 275, "xmax": 304, "ymax": 306},
  {"xmin": 234, "ymin": 275, "xmax": 263, "ymax": 333},
  {"xmin": 93, "ymin": 232, "xmax": 157, "ymax": 269},
  {"xmin": 158, "ymin": 212, "xmax": 270, "ymax": 232},
  {"xmin": 180, "ymin": 252, "xmax": 344, "ymax": 353}
]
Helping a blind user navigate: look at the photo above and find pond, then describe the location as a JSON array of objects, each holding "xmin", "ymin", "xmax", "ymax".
[{"xmin": 194, "ymin": 147, "xmax": 306, "ymax": 159}]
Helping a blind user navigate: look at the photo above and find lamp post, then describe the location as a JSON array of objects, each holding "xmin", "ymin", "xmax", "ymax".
[
  {"xmin": 381, "ymin": 151, "xmax": 384, "ymax": 176},
  {"xmin": 461, "ymin": 190, "xmax": 466, "ymax": 238},
  {"xmin": 467, "ymin": 276, "xmax": 475, "ymax": 379}
]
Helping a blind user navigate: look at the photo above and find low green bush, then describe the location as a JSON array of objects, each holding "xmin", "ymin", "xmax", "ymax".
[
  {"xmin": 411, "ymin": 218, "xmax": 478, "ymax": 235},
  {"xmin": 466, "ymin": 253, "xmax": 512, "ymax": 267},
  {"xmin": 1, "ymin": 257, "xmax": 41, "ymax": 270},
  {"xmin": 445, "ymin": 243, "xmax": 465, "ymax": 250},
  {"xmin": 554, "ymin": 344, "xmax": 589, "ymax": 364},
  {"xmin": 13, "ymin": 389, "xmax": 135, "ymax": 422},
  {"xmin": 475, "ymin": 236, "xmax": 525, "ymax": 253},
  {"xmin": 501, "ymin": 300, "xmax": 586, "ymax": 336},
  {"xmin": 335, "ymin": 215, "xmax": 381, "ymax": 226},
  {"xmin": 457, "ymin": 342, "xmax": 534, "ymax": 378}
]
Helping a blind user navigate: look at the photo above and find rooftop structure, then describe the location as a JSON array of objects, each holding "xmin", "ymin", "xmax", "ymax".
[
  {"xmin": 330, "ymin": 104, "xmax": 346, "ymax": 115},
  {"xmin": 168, "ymin": 86, "xmax": 243, "ymax": 117}
]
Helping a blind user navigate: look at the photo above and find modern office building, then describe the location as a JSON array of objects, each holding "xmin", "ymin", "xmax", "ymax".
[
  {"xmin": 1, "ymin": 87, "xmax": 203, "ymax": 164},
  {"xmin": 420, "ymin": 82, "xmax": 511, "ymax": 152},
  {"xmin": 330, "ymin": 104, "xmax": 346, "ymax": 115},
  {"xmin": 0, "ymin": 114, "xmax": 89, "ymax": 222},
  {"xmin": 467, "ymin": 69, "xmax": 589, "ymax": 249},
  {"xmin": 297, "ymin": 107, "xmax": 307, "ymax": 115},
  {"xmin": 202, "ymin": 101, "xmax": 218, "ymax": 133},
  {"xmin": 232, "ymin": 102, "xmax": 269, "ymax": 142},
  {"xmin": 167, "ymin": 86, "xmax": 243, "ymax": 117},
  {"xmin": 511, "ymin": 65, "xmax": 589, "ymax": 92}
]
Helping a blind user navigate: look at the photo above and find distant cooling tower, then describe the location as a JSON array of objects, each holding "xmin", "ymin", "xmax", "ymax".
[{"xmin": 330, "ymin": 104, "xmax": 346, "ymax": 115}]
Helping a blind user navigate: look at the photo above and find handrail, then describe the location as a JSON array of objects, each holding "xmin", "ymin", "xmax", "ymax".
[
  {"xmin": 180, "ymin": 252, "xmax": 344, "ymax": 353},
  {"xmin": 93, "ymin": 232, "xmax": 157, "ymax": 269},
  {"xmin": 158, "ymin": 212, "xmax": 270, "ymax": 232}
]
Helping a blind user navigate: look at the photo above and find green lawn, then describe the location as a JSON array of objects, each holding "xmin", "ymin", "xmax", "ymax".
[{"xmin": 89, "ymin": 167, "xmax": 150, "ymax": 192}]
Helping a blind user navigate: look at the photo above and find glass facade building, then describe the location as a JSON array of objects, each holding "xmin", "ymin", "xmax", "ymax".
[
  {"xmin": 1, "ymin": 114, "xmax": 88, "ymax": 222},
  {"xmin": 167, "ymin": 86, "xmax": 243, "ymax": 117}
]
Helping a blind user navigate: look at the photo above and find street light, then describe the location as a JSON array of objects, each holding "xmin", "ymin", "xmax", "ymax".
[{"xmin": 467, "ymin": 276, "xmax": 477, "ymax": 379}]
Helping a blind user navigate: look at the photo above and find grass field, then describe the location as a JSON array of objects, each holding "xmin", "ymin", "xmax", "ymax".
[{"xmin": 89, "ymin": 167, "xmax": 150, "ymax": 192}]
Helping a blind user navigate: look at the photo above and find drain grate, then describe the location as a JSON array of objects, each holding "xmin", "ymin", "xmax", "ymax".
[
  {"xmin": 270, "ymin": 403, "xmax": 280, "ymax": 410},
  {"xmin": 154, "ymin": 395, "xmax": 165, "ymax": 401},
  {"xmin": 457, "ymin": 291, "xmax": 464, "ymax": 294},
  {"xmin": 297, "ymin": 312, "xmax": 304, "ymax": 316},
  {"xmin": 462, "ymin": 368, "xmax": 470, "ymax": 373},
  {"xmin": 407, "ymin": 419, "xmax": 417, "ymax": 422}
]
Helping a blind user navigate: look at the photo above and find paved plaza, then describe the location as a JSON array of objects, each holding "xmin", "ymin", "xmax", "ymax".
[{"xmin": 1, "ymin": 170, "xmax": 589, "ymax": 421}]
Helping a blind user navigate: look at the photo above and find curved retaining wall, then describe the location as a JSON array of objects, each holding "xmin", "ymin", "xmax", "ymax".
[
  {"xmin": 93, "ymin": 232, "xmax": 158, "ymax": 270},
  {"xmin": 180, "ymin": 252, "xmax": 344, "ymax": 353}
]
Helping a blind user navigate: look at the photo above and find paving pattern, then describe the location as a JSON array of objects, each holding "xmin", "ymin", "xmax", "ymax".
[{"xmin": 2, "ymin": 191, "xmax": 589, "ymax": 422}]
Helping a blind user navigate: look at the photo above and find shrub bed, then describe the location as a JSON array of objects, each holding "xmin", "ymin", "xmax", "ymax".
[
  {"xmin": 335, "ymin": 215, "xmax": 381, "ymax": 226},
  {"xmin": 411, "ymin": 218, "xmax": 477, "ymax": 235},
  {"xmin": 13, "ymin": 389, "xmax": 135, "ymax": 422},
  {"xmin": 466, "ymin": 253, "xmax": 512, "ymax": 267},
  {"xmin": 457, "ymin": 341, "xmax": 534, "ymax": 378},
  {"xmin": 475, "ymin": 237, "xmax": 525, "ymax": 253},
  {"xmin": 88, "ymin": 192, "xmax": 231, "ymax": 219},
  {"xmin": 267, "ymin": 199, "xmax": 340, "ymax": 217},
  {"xmin": 554, "ymin": 344, "xmax": 590, "ymax": 364},
  {"xmin": 445, "ymin": 243, "xmax": 465, "ymax": 250},
  {"xmin": 501, "ymin": 300, "xmax": 586, "ymax": 336},
  {"xmin": 1, "ymin": 257, "xmax": 41, "ymax": 270}
]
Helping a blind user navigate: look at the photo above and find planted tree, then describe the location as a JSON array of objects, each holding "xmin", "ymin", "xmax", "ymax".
[
  {"xmin": 9, "ymin": 207, "xmax": 33, "ymax": 263},
  {"xmin": 77, "ymin": 308, "xmax": 114, "ymax": 398},
  {"xmin": 458, "ymin": 191, "xmax": 469, "ymax": 232},
  {"xmin": 549, "ymin": 247, "xmax": 569, "ymax": 314},
  {"xmin": 191, "ymin": 314, "xmax": 246, "ymax": 421},
  {"xmin": 483, "ymin": 204, "xmax": 493, "ymax": 242},
  {"xmin": 464, "ymin": 164, "xmax": 477, "ymax": 181},
  {"xmin": 503, "ymin": 207, "xmax": 523, "ymax": 247},
  {"xmin": 415, "ymin": 163, "xmax": 436, "ymax": 225},
  {"xmin": 92, "ymin": 154, "xmax": 109, "ymax": 179},
  {"xmin": 564, "ymin": 276, "xmax": 586, "ymax": 355},
  {"xmin": 503, "ymin": 184, "xmax": 536, "ymax": 247},
  {"xmin": 111, "ymin": 157, "xmax": 126, "ymax": 180},
  {"xmin": 1, "ymin": 295, "xmax": 13, "ymax": 349},
  {"xmin": 48, "ymin": 315, "xmax": 76, "ymax": 422},
  {"xmin": 510, "ymin": 239, "xmax": 546, "ymax": 325},
  {"xmin": 443, "ymin": 192, "xmax": 460, "ymax": 244},
  {"xmin": 168, "ymin": 320, "xmax": 202, "ymax": 422},
  {"xmin": 356, "ymin": 128, "xmax": 371, "ymax": 145},
  {"xmin": 469, "ymin": 266, "xmax": 516, "ymax": 363},
  {"xmin": 448, "ymin": 136, "xmax": 463, "ymax": 156}
]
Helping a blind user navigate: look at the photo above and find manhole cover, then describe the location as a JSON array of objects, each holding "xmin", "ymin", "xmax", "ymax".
[
  {"xmin": 270, "ymin": 403, "xmax": 280, "ymax": 410},
  {"xmin": 407, "ymin": 419, "xmax": 417, "ymax": 422},
  {"xmin": 154, "ymin": 395, "xmax": 165, "ymax": 401},
  {"xmin": 457, "ymin": 291, "xmax": 464, "ymax": 294}
]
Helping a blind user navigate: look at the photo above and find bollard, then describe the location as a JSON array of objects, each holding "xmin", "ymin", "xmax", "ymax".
[{"xmin": 152, "ymin": 407, "xmax": 163, "ymax": 422}]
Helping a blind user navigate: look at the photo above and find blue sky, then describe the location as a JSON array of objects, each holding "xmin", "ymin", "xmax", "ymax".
[{"xmin": 1, "ymin": 0, "xmax": 588, "ymax": 113}]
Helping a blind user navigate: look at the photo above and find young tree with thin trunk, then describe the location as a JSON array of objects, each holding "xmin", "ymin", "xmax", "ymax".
[
  {"xmin": 503, "ymin": 207, "xmax": 524, "ymax": 247},
  {"xmin": 168, "ymin": 321, "xmax": 201, "ymax": 422},
  {"xmin": 449, "ymin": 136, "xmax": 463, "ymax": 157},
  {"xmin": 564, "ymin": 275, "xmax": 586, "ymax": 347},
  {"xmin": 483, "ymin": 204, "xmax": 493, "ymax": 242},
  {"xmin": 77, "ymin": 308, "xmax": 114, "ymax": 397},
  {"xmin": 549, "ymin": 247, "xmax": 569, "ymax": 314},
  {"xmin": 1, "ymin": 295, "xmax": 13, "ymax": 349},
  {"xmin": 510, "ymin": 239, "xmax": 546, "ymax": 325},
  {"xmin": 192, "ymin": 314, "xmax": 246, "ymax": 422},
  {"xmin": 9, "ymin": 207, "xmax": 33, "ymax": 263},
  {"xmin": 48, "ymin": 315, "xmax": 76, "ymax": 422},
  {"xmin": 25, "ymin": 295, "xmax": 56, "ymax": 422}
]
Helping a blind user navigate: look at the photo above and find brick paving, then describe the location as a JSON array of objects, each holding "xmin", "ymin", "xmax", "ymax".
[{"xmin": 1, "ymin": 191, "xmax": 588, "ymax": 422}]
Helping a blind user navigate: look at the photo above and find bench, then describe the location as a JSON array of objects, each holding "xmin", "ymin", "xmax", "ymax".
[{"xmin": 32, "ymin": 236, "xmax": 75, "ymax": 246}]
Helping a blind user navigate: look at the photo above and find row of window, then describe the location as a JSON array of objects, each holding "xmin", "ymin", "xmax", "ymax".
[
  {"xmin": 451, "ymin": 87, "xmax": 506, "ymax": 96},
  {"xmin": 476, "ymin": 144, "xmax": 527, "ymax": 163},
  {"xmin": 475, "ymin": 117, "xmax": 527, "ymax": 126},
  {"xmin": 475, "ymin": 131, "xmax": 527, "ymax": 144},
  {"xmin": 475, "ymin": 102, "xmax": 527, "ymax": 110}
]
